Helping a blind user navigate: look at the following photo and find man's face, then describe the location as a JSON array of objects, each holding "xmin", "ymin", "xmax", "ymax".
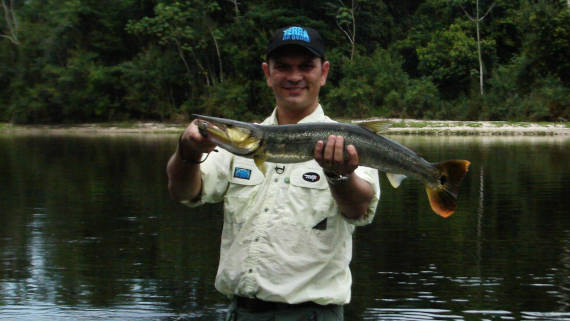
[{"xmin": 262, "ymin": 48, "xmax": 329, "ymax": 114}]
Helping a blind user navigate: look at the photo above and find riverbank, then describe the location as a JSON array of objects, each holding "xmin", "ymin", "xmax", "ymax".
[
  {"xmin": 0, "ymin": 119, "xmax": 568, "ymax": 136},
  {"xmin": 373, "ymin": 119, "xmax": 569, "ymax": 135}
]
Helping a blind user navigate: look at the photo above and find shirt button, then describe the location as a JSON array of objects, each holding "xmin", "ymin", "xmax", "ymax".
[
  {"xmin": 254, "ymin": 237, "xmax": 259, "ymax": 242},
  {"xmin": 274, "ymin": 178, "xmax": 278, "ymax": 182},
  {"xmin": 248, "ymin": 269, "xmax": 253, "ymax": 273},
  {"xmin": 264, "ymin": 208, "xmax": 269, "ymax": 212}
]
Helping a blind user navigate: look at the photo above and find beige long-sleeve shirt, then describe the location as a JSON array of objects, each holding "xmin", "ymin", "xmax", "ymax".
[{"xmin": 183, "ymin": 105, "xmax": 380, "ymax": 305}]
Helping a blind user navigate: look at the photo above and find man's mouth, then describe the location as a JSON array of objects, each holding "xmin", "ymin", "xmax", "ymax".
[{"xmin": 283, "ymin": 86, "xmax": 306, "ymax": 94}]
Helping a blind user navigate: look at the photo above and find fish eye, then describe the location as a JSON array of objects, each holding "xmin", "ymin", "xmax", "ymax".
[{"xmin": 440, "ymin": 175, "xmax": 447, "ymax": 185}]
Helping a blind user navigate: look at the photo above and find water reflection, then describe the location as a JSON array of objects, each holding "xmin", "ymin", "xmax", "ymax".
[{"xmin": 0, "ymin": 134, "xmax": 568, "ymax": 320}]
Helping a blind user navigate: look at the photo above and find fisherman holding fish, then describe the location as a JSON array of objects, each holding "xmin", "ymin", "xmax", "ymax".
[{"xmin": 167, "ymin": 26, "xmax": 381, "ymax": 320}]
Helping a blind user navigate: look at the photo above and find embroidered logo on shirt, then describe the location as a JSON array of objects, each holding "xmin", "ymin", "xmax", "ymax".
[
  {"xmin": 302, "ymin": 172, "xmax": 320, "ymax": 183},
  {"xmin": 233, "ymin": 167, "xmax": 252, "ymax": 180}
]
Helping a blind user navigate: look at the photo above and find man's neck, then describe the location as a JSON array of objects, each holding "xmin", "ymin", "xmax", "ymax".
[{"xmin": 276, "ymin": 103, "xmax": 318, "ymax": 125}]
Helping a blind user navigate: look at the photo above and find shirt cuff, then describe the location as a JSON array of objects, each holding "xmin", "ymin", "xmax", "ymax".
[{"xmin": 341, "ymin": 167, "xmax": 380, "ymax": 226}]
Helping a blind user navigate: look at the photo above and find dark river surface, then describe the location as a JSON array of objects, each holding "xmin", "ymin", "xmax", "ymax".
[{"xmin": 0, "ymin": 134, "xmax": 568, "ymax": 321}]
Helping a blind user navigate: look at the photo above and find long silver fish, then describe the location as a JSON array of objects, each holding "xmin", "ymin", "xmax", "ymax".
[{"xmin": 194, "ymin": 114, "xmax": 470, "ymax": 218}]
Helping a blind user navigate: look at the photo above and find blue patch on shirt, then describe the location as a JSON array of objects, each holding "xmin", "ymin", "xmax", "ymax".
[
  {"xmin": 233, "ymin": 167, "xmax": 252, "ymax": 180},
  {"xmin": 282, "ymin": 26, "xmax": 310, "ymax": 42}
]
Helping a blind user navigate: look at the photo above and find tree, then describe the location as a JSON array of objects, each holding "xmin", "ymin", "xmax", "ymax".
[
  {"xmin": 518, "ymin": 0, "xmax": 570, "ymax": 86},
  {"xmin": 324, "ymin": 49, "xmax": 441, "ymax": 118},
  {"xmin": 225, "ymin": 0, "xmax": 240, "ymax": 18},
  {"xmin": 459, "ymin": 0, "xmax": 496, "ymax": 95},
  {"xmin": 126, "ymin": 1, "xmax": 224, "ymax": 87},
  {"xmin": 417, "ymin": 23, "xmax": 494, "ymax": 98},
  {"xmin": 1, "ymin": 0, "xmax": 19, "ymax": 45},
  {"xmin": 328, "ymin": 0, "xmax": 359, "ymax": 61},
  {"xmin": 1, "ymin": 0, "xmax": 568, "ymax": 123}
]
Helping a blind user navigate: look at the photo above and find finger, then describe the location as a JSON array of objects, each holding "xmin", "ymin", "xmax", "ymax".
[
  {"xmin": 314, "ymin": 140, "xmax": 324, "ymax": 163},
  {"xmin": 346, "ymin": 144, "xmax": 359, "ymax": 169},
  {"xmin": 334, "ymin": 136, "xmax": 345, "ymax": 164},
  {"xmin": 324, "ymin": 135, "xmax": 336, "ymax": 163}
]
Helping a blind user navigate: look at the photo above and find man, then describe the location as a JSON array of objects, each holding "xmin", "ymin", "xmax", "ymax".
[{"xmin": 166, "ymin": 26, "xmax": 380, "ymax": 321}]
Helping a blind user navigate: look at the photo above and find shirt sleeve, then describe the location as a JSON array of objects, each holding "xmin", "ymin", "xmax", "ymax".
[
  {"xmin": 180, "ymin": 148, "xmax": 232, "ymax": 208},
  {"xmin": 340, "ymin": 165, "xmax": 381, "ymax": 226}
]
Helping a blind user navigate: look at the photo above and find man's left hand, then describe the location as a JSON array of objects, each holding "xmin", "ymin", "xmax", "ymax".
[{"xmin": 314, "ymin": 135, "xmax": 359, "ymax": 176}]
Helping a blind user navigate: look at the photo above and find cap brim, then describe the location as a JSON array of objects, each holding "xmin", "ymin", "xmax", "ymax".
[{"xmin": 266, "ymin": 43, "xmax": 322, "ymax": 58}]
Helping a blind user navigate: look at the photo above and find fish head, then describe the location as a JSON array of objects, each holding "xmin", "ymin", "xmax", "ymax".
[{"xmin": 194, "ymin": 114, "xmax": 263, "ymax": 156}]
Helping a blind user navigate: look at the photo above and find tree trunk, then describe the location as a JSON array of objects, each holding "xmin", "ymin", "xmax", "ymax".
[
  {"xmin": 174, "ymin": 39, "xmax": 193, "ymax": 77},
  {"xmin": 476, "ymin": 0, "xmax": 484, "ymax": 96},
  {"xmin": 226, "ymin": 0, "xmax": 239, "ymax": 17},
  {"xmin": 1, "ymin": 0, "xmax": 19, "ymax": 45},
  {"xmin": 351, "ymin": 0, "xmax": 356, "ymax": 61},
  {"xmin": 184, "ymin": 42, "xmax": 210, "ymax": 86},
  {"xmin": 461, "ymin": 0, "xmax": 495, "ymax": 96},
  {"xmin": 336, "ymin": 0, "xmax": 357, "ymax": 61},
  {"xmin": 209, "ymin": 27, "xmax": 223, "ymax": 83}
]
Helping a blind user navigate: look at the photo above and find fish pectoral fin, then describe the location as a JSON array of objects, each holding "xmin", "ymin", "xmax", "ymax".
[
  {"xmin": 356, "ymin": 120, "xmax": 392, "ymax": 133},
  {"xmin": 254, "ymin": 156, "xmax": 267, "ymax": 176},
  {"xmin": 386, "ymin": 173, "xmax": 407, "ymax": 188}
]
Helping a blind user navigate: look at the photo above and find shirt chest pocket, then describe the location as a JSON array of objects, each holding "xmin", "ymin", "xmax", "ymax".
[
  {"xmin": 287, "ymin": 166, "xmax": 337, "ymax": 228},
  {"xmin": 224, "ymin": 159, "xmax": 264, "ymax": 223}
]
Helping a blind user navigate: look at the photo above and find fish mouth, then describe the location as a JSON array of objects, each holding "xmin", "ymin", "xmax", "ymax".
[{"xmin": 194, "ymin": 114, "xmax": 262, "ymax": 156}]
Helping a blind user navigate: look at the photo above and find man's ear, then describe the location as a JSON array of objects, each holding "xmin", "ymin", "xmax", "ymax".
[
  {"xmin": 320, "ymin": 60, "xmax": 330, "ymax": 86},
  {"xmin": 262, "ymin": 62, "xmax": 272, "ymax": 87}
]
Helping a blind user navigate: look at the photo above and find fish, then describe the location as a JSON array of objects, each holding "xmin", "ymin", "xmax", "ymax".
[{"xmin": 194, "ymin": 114, "xmax": 470, "ymax": 218}]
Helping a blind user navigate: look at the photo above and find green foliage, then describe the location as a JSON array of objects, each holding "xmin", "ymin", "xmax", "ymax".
[
  {"xmin": 125, "ymin": 1, "xmax": 225, "ymax": 87},
  {"xmin": 517, "ymin": 1, "xmax": 570, "ymax": 86},
  {"xmin": 324, "ymin": 49, "xmax": 442, "ymax": 119},
  {"xmin": 485, "ymin": 73, "xmax": 569, "ymax": 121},
  {"xmin": 325, "ymin": 51, "xmax": 401, "ymax": 118},
  {"xmin": 417, "ymin": 24, "xmax": 495, "ymax": 98},
  {"xmin": 0, "ymin": 0, "xmax": 568, "ymax": 123},
  {"xmin": 196, "ymin": 78, "xmax": 253, "ymax": 120},
  {"xmin": 118, "ymin": 46, "xmax": 187, "ymax": 120},
  {"xmin": 10, "ymin": 51, "xmax": 124, "ymax": 123},
  {"xmin": 400, "ymin": 77, "xmax": 443, "ymax": 119}
]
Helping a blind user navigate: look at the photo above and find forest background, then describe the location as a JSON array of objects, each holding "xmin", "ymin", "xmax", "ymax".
[{"xmin": 0, "ymin": 0, "xmax": 568, "ymax": 124}]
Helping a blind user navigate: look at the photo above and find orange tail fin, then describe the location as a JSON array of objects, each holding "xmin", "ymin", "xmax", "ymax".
[{"xmin": 425, "ymin": 160, "xmax": 471, "ymax": 218}]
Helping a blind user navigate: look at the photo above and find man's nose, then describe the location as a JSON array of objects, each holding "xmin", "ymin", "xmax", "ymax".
[{"xmin": 286, "ymin": 67, "xmax": 303, "ymax": 82}]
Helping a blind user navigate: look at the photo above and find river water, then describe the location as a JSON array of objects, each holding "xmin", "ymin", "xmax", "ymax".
[{"xmin": 0, "ymin": 134, "xmax": 568, "ymax": 320}]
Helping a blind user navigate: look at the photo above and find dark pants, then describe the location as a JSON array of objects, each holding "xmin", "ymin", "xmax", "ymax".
[{"xmin": 225, "ymin": 297, "xmax": 344, "ymax": 321}]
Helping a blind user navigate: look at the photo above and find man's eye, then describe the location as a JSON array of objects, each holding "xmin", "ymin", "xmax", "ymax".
[{"xmin": 300, "ymin": 64, "xmax": 314, "ymax": 71}]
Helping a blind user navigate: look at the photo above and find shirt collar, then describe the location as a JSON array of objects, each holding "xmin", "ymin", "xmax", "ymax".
[{"xmin": 262, "ymin": 104, "xmax": 325, "ymax": 125}]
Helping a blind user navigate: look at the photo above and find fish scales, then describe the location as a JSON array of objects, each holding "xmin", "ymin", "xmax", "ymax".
[{"xmin": 260, "ymin": 123, "xmax": 438, "ymax": 185}]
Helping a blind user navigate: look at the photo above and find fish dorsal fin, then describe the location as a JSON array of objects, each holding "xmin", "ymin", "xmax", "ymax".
[
  {"xmin": 386, "ymin": 173, "xmax": 407, "ymax": 188},
  {"xmin": 356, "ymin": 120, "xmax": 392, "ymax": 133}
]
